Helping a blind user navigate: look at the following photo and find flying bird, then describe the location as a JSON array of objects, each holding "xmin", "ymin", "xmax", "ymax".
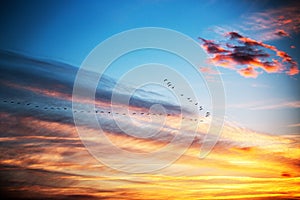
[{"xmin": 205, "ymin": 112, "xmax": 210, "ymax": 117}]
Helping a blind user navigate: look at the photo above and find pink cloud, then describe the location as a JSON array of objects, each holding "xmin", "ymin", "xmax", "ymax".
[
  {"xmin": 198, "ymin": 31, "xmax": 299, "ymax": 78},
  {"xmin": 240, "ymin": 3, "xmax": 300, "ymax": 41}
]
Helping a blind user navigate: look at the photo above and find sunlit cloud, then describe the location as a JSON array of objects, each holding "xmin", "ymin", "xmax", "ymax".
[
  {"xmin": 1, "ymin": 108, "xmax": 300, "ymax": 199},
  {"xmin": 238, "ymin": 66, "xmax": 260, "ymax": 78},
  {"xmin": 198, "ymin": 31, "xmax": 299, "ymax": 78},
  {"xmin": 275, "ymin": 29, "xmax": 290, "ymax": 37}
]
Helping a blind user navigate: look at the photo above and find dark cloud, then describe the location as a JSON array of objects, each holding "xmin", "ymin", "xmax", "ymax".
[
  {"xmin": 227, "ymin": 31, "xmax": 243, "ymax": 39},
  {"xmin": 199, "ymin": 31, "xmax": 299, "ymax": 78},
  {"xmin": 198, "ymin": 37, "xmax": 229, "ymax": 54},
  {"xmin": 274, "ymin": 29, "xmax": 290, "ymax": 37}
]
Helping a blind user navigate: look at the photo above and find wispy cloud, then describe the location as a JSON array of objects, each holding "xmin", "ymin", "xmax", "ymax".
[
  {"xmin": 228, "ymin": 100, "xmax": 300, "ymax": 110},
  {"xmin": 240, "ymin": 3, "xmax": 300, "ymax": 41},
  {"xmin": 251, "ymin": 101, "xmax": 300, "ymax": 110},
  {"xmin": 288, "ymin": 123, "xmax": 300, "ymax": 128}
]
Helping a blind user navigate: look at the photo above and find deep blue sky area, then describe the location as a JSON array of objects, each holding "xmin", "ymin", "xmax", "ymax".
[
  {"xmin": 0, "ymin": 0, "xmax": 299, "ymax": 135},
  {"xmin": 0, "ymin": 0, "xmax": 261, "ymax": 66}
]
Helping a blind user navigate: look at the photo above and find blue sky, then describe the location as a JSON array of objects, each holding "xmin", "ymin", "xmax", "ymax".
[
  {"xmin": 0, "ymin": 0, "xmax": 299, "ymax": 135},
  {"xmin": 0, "ymin": 0, "xmax": 260, "ymax": 65}
]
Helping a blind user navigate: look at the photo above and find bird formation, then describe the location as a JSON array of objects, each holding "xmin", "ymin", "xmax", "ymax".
[
  {"xmin": 1, "ymin": 78, "xmax": 210, "ymax": 122},
  {"xmin": 163, "ymin": 78, "xmax": 210, "ymax": 116}
]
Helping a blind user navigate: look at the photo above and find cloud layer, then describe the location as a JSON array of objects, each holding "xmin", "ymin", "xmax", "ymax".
[{"xmin": 0, "ymin": 51, "xmax": 300, "ymax": 199}]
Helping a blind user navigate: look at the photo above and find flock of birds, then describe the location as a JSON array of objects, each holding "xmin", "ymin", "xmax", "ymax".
[
  {"xmin": 163, "ymin": 78, "xmax": 210, "ymax": 117},
  {"xmin": 1, "ymin": 79, "xmax": 210, "ymax": 122}
]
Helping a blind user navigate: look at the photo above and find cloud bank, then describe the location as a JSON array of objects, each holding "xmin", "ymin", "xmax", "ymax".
[{"xmin": 0, "ymin": 51, "xmax": 299, "ymax": 199}]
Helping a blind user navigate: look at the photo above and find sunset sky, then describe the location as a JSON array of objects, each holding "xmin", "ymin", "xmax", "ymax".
[{"xmin": 0, "ymin": 0, "xmax": 300, "ymax": 199}]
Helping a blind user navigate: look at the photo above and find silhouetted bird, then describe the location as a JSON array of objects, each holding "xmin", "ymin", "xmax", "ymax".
[{"xmin": 205, "ymin": 112, "xmax": 210, "ymax": 117}]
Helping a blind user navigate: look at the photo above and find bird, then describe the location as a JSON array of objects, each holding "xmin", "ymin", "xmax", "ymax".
[
  {"xmin": 164, "ymin": 79, "xmax": 168, "ymax": 82},
  {"xmin": 205, "ymin": 112, "xmax": 210, "ymax": 117},
  {"xmin": 199, "ymin": 106, "xmax": 203, "ymax": 110}
]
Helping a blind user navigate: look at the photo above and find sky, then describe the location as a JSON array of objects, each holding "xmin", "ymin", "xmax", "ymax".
[
  {"xmin": 1, "ymin": 0, "xmax": 299, "ymax": 135},
  {"xmin": 0, "ymin": 0, "xmax": 300, "ymax": 199}
]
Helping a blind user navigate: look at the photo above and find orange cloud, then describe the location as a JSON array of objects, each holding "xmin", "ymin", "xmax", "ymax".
[
  {"xmin": 275, "ymin": 29, "xmax": 290, "ymax": 37},
  {"xmin": 2, "ymin": 109, "xmax": 300, "ymax": 199},
  {"xmin": 238, "ymin": 66, "xmax": 260, "ymax": 78},
  {"xmin": 199, "ymin": 31, "xmax": 299, "ymax": 78}
]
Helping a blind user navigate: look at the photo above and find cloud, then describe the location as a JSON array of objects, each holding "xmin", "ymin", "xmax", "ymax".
[
  {"xmin": 228, "ymin": 100, "xmax": 300, "ymax": 110},
  {"xmin": 198, "ymin": 31, "xmax": 299, "ymax": 78},
  {"xmin": 240, "ymin": 3, "xmax": 300, "ymax": 41},
  {"xmin": 199, "ymin": 66, "xmax": 221, "ymax": 75},
  {"xmin": 198, "ymin": 37, "xmax": 229, "ymax": 54},
  {"xmin": 251, "ymin": 101, "xmax": 300, "ymax": 110},
  {"xmin": 288, "ymin": 123, "xmax": 300, "ymax": 128},
  {"xmin": 238, "ymin": 66, "xmax": 260, "ymax": 78},
  {"xmin": 275, "ymin": 29, "xmax": 290, "ymax": 37}
]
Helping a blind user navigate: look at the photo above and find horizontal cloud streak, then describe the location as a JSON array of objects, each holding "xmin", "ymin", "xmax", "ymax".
[{"xmin": 251, "ymin": 101, "xmax": 300, "ymax": 110}]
